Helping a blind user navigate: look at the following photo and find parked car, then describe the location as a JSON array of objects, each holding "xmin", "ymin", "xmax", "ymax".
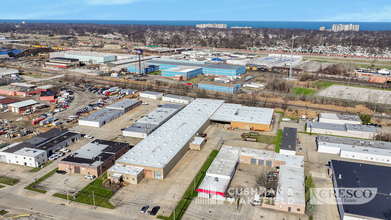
[
  {"xmin": 85, "ymin": 175, "xmax": 96, "ymax": 180},
  {"xmin": 84, "ymin": 135, "xmax": 94, "ymax": 139},
  {"xmin": 117, "ymin": 135, "xmax": 124, "ymax": 138},
  {"xmin": 60, "ymin": 148, "xmax": 71, "ymax": 153},
  {"xmin": 57, "ymin": 152, "xmax": 64, "ymax": 157},
  {"xmin": 299, "ymin": 147, "xmax": 303, "ymax": 152},
  {"xmin": 298, "ymin": 141, "xmax": 301, "ymax": 146},
  {"xmin": 56, "ymin": 170, "xmax": 67, "ymax": 175},
  {"xmin": 3, "ymin": 109, "xmax": 10, "ymax": 113},
  {"xmin": 150, "ymin": 206, "xmax": 160, "ymax": 216},
  {"xmin": 140, "ymin": 205, "xmax": 149, "ymax": 213},
  {"xmin": 281, "ymin": 118, "xmax": 291, "ymax": 122}
]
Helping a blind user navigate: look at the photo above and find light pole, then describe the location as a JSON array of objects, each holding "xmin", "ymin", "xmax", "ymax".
[
  {"xmin": 64, "ymin": 179, "xmax": 69, "ymax": 203},
  {"xmin": 289, "ymin": 35, "xmax": 297, "ymax": 80}
]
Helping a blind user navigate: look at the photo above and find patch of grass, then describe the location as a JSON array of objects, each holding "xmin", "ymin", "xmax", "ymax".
[
  {"xmin": 0, "ymin": 84, "xmax": 7, "ymax": 87},
  {"xmin": 0, "ymin": 185, "xmax": 4, "ymax": 188},
  {"xmin": 275, "ymin": 130, "xmax": 283, "ymax": 153},
  {"xmin": 357, "ymin": 64, "xmax": 391, "ymax": 69},
  {"xmin": 24, "ymin": 168, "xmax": 58, "ymax": 193},
  {"xmin": 147, "ymin": 70, "xmax": 161, "ymax": 75},
  {"xmin": 157, "ymin": 150, "xmax": 219, "ymax": 220},
  {"xmin": 0, "ymin": 176, "xmax": 19, "ymax": 186},
  {"xmin": 291, "ymin": 87, "xmax": 316, "ymax": 96},
  {"xmin": 274, "ymin": 111, "xmax": 284, "ymax": 115},
  {"xmin": 29, "ymin": 161, "xmax": 53, "ymax": 172},
  {"xmin": 256, "ymin": 135, "xmax": 277, "ymax": 144},
  {"xmin": 54, "ymin": 173, "xmax": 114, "ymax": 209},
  {"xmin": 313, "ymin": 81, "xmax": 336, "ymax": 89},
  {"xmin": 0, "ymin": 210, "xmax": 8, "ymax": 215},
  {"xmin": 313, "ymin": 60, "xmax": 328, "ymax": 63}
]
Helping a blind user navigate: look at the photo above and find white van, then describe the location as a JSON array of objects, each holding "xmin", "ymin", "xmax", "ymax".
[
  {"xmin": 253, "ymin": 194, "xmax": 260, "ymax": 206},
  {"xmin": 302, "ymin": 115, "xmax": 306, "ymax": 121},
  {"xmin": 281, "ymin": 118, "xmax": 291, "ymax": 122},
  {"xmin": 68, "ymin": 115, "xmax": 78, "ymax": 120}
]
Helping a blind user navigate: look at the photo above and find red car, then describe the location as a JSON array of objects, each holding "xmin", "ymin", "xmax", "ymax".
[
  {"xmin": 50, "ymin": 100, "xmax": 56, "ymax": 103},
  {"xmin": 62, "ymin": 105, "xmax": 68, "ymax": 108}
]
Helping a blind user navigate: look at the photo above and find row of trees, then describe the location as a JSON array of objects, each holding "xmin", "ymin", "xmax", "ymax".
[{"xmin": 1, "ymin": 23, "xmax": 390, "ymax": 50}]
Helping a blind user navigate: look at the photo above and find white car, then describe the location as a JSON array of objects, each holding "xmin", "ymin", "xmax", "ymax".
[
  {"xmin": 49, "ymin": 156, "xmax": 58, "ymax": 161},
  {"xmin": 84, "ymin": 135, "xmax": 94, "ymax": 139},
  {"xmin": 3, "ymin": 109, "xmax": 10, "ymax": 113},
  {"xmin": 57, "ymin": 152, "xmax": 64, "ymax": 157},
  {"xmin": 60, "ymin": 148, "xmax": 71, "ymax": 153},
  {"xmin": 85, "ymin": 175, "xmax": 96, "ymax": 180}
]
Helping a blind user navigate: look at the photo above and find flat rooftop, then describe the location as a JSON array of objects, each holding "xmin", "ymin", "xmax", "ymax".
[
  {"xmin": 116, "ymin": 99, "xmax": 225, "ymax": 169},
  {"xmin": 280, "ymin": 127, "xmax": 297, "ymax": 151},
  {"xmin": 61, "ymin": 139, "xmax": 129, "ymax": 167},
  {"xmin": 9, "ymin": 83, "xmax": 36, "ymax": 88},
  {"xmin": 198, "ymin": 81, "xmax": 238, "ymax": 88},
  {"xmin": 204, "ymin": 63, "xmax": 244, "ymax": 70},
  {"xmin": 331, "ymin": 160, "xmax": 391, "ymax": 219},
  {"xmin": 107, "ymin": 164, "xmax": 144, "ymax": 176},
  {"xmin": 276, "ymin": 165, "xmax": 305, "ymax": 206},
  {"xmin": 35, "ymin": 132, "xmax": 80, "ymax": 151},
  {"xmin": 140, "ymin": 91, "xmax": 163, "ymax": 96},
  {"xmin": 319, "ymin": 113, "xmax": 362, "ymax": 122},
  {"xmin": 13, "ymin": 147, "xmax": 46, "ymax": 157},
  {"xmin": 164, "ymin": 66, "xmax": 202, "ymax": 73},
  {"xmin": 191, "ymin": 137, "xmax": 205, "ymax": 145},
  {"xmin": 106, "ymin": 99, "xmax": 140, "ymax": 110},
  {"xmin": 59, "ymin": 51, "xmax": 116, "ymax": 58},
  {"xmin": 318, "ymin": 135, "xmax": 391, "ymax": 150},
  {"xmin": 0, "ymin": 68, "xmax": 18, "ymax": 75},
  {"xmin": 163, "ymin": 94, "xmax": 194, "ymax": 101},
  {"xmin": 210, "ymin": 103, "xmax": 274, "ymax": 125},
  {"xmin": 136, "ymin": 105, "xmax": 184, "ymax": 125},
  {"xmin": 79, "ymin": 108, "xmax": 123, "ymax": 122},
  {"xmin": 306, "ymin": 122, "xmax": 378, "ymax": 133},
  {"xmin": 123, "ymin": 122, "xmax": 159, "ymax": 134}
]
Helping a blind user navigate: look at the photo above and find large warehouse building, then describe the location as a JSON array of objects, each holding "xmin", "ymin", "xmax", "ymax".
[
  {"xmin": 318, "ymin": 113, "xmax": 362, "ymax": 125},
  {"xmin": 108, "ymin": 99, "xmax": 225, "ymax": 182},
  {"xmin": 306, "ymin": 122, "xmax": 377, "ymax": 139},
  {"xmin": 330, "ymin": 160, "xmax": 391, "ymax": 220},
  {"xmin": 162, "ymin": 94, "xmax": 194, "ymax": 104},
  {"xmin": 210, "ymin": 103, "xmax": 274, "ymax": 131},
  {"xmin": 58, "ymin": 139, "xmax": 130, "ymax": 176},
  {"xmin": 123, "ymin": 103, "xmax": 185, "ymax": 138},
  {"xmin": 0, "ymin": 129, "xmax": 80, "ymax": 167},
  {"xmin": 49, "ymin": 51, "xmax": 131, "ymax": 64},
  {"xmin": 162, "ymin": 66, "xmax": 203, "ymax": 80},
  {"xmin": 79, "ymin": 99, "xmax": 141, "ymax": 127},
  {"xmin": 198, "ymin": 81, "xmax": 241, "ymax": 94},
  {"xmin": 317, "ymin": 135, "xmax": 391, "ymax": 164}
]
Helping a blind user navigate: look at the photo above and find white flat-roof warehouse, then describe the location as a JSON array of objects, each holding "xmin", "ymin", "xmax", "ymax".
[
  {"xmin": 210, "ymin": 103, "xmax": 274, "ymax": 131},
  {"xmin": 319, "ymin": 113, "xmax": 362, "ymax": 125},
  {"xmin": 317, "ymin": 135, "xmax": 391, "ymax": 164},
  {"xmin": 162, "ymin": 94, "xmax": 194, "ymax": 104},
  {"xmin": 139, "ymin": 91, "xmax": 163, "ymax": 100},
  {"xmin": 306, "ymin": 121, "xmax": 378, "ymax": 139},
  {"xmin": 112, "ymin": 99, "xmax": 225, "ymax": 181},
  {"xmin": 79, "ymin": 108, "xmax": 124, "ymax": 127}
]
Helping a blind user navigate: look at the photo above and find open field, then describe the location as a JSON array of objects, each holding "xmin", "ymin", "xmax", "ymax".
[
  {"xmin": 291, "ymin": 87, "xmax": 316, "ymax": 96},
  {"xmin": 316, "ymin": 84, "xmax": 391, "ymax": 104}
]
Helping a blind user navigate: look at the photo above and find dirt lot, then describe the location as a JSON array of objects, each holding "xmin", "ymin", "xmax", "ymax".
[{"xmin": 316, "ymin": 84, "xmax": 391, "ymax": 104}]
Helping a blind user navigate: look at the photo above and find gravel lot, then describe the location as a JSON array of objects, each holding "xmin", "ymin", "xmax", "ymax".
[{"xmin": 316, "ymin": 85, "xmax": 391, "ymax": 104}]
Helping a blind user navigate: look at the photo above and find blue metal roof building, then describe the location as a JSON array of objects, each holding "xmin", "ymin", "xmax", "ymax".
[
  {"xmin": 162, "ymin": 66, "xmax": 203, "ymax": 80},
  {"xmin": 198, "ymin": 81, "xmax": 241, "ymax": 94}
]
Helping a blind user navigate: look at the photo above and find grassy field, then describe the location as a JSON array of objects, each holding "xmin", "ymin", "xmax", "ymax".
[
  {"xmin": 313, "ymin": 60, "xmax": 328, "ymax": 63},
  {"xmin": 157, "ymin": 150, "xmax": 219, "ymax": 220},
  {"xmin": 25, "ymin": 168, "xmax": 58, "ymax": 193},
  {"xmin": 357, "ymin": 64, "xmax": 391, "ymax": 69},
  {"xmin": 256, "ymin": 135, "xmax": 277, "ymax": 144},
  {"xmin": 291, "ymin": 87, "xmax": 316, "ymax": 96},
  {"xmin": 0, "ymin": 176, "xmax": 19, "ymax": 186},
  {"xmin": 275, "ymin": 130, "xmax": 283, "ymax": 153},
  {"xmin": 313, "ymin": 81, "xmax": 336, "ymax": 89},
  {"xmin": 53, "ymin": 173, "xmax": 115, "ymax": 209},
  {"xmin": 29, "ymin": 161, "xmax": 53, "ymax": 172}
]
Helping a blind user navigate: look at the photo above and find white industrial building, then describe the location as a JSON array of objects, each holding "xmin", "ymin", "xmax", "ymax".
[
  {"xmin": 0, "ymin": 68, "xmax": 19, "ymax": 78},
  {"xmin": 78, "ymin": 108, "xmax": 124, "ymax": 127},
  {"xmin": 0, "ymin": 144, "xmax": 47, "ymax": 167},
  {"xmin": 197, "ymin": 145, "xmax": 305, "ymax": 214},
  {"xmin": 139, "ymin": 91, "xmax": 163, "ymax": 100},
  {"xmin": 318, "ymin": 113, "xmax": 362, "ymax": 125},
  {"xmin": 317, "ymin": 135, "xmax": 391, "ymax": 164},
  {"xmin": 123, "ymin": 104, "xmax": 185, "ymax": 138},
  {"xmin": 49, "ymin": 51, "xmax": 121, "ymax": 64},
  {"xmin": 306, "ymin": 122, "xmax": 377, "ymax": 139},
  {"xmin": 226, "ymin": 58, "xmax": 250, "ymax": 66},
  {"xmin": 247, "ymin": 54, "xmax": 303, "ymax": 68},
  {"xmin": 162, "ymin": 94, "xmax": 194, "ymax": 104},
  {"xmin": 242, "ymin": 82, "xmax": 264, "ymax": 89},
  {"xmin": 105, "ymin": 99, "xmax": 141, "ymax": 113},
  {"xmin": 112, "ymin": 99, "xmax": 225, "ymax": 181}
]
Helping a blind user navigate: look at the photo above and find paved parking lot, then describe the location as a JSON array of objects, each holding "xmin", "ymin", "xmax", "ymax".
[{"xmin": 34, "ymin": 172, "xmax": 91, "ymax": 196}]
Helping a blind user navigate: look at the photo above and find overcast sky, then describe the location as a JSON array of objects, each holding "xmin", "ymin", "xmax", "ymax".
[{"xmin": 1, "ymin": 0, "xmax": 391, "ymax": 22}]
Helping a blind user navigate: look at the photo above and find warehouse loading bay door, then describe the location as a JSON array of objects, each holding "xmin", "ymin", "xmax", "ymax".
[
  {"xmin": 244, "ymin": 124, "xmax": 250, "ymax": 129},
  {"xmin": 145, "ymin": 170, "xmax": 152, "ymax": 178}
]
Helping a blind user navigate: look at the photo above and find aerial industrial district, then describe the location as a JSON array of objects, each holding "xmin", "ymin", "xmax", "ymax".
[{"xmin": 0, "ymin": 33, "xmax": 391, "ymax": 220}]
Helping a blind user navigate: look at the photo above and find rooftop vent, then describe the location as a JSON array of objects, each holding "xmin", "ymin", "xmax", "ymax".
[
  {"xmin": 214, "ymin": 177, "xmax": 219, "ymax": 182},
  {"xmin": 338, "ymin": 174, "xmax": 342, "ymax": 179}
]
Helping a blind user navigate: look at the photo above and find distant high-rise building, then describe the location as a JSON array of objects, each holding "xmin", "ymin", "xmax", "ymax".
[
  {"xmin": 319, "ymin": 26, "xmax": 326, "ymax": 31},
  {"xmin": 196, "ymin": 23, "xmax": 227, "ymax": 29},
  {"xmin": 332, "ymin": 24, "xmax": 359, "ymax": 32}
]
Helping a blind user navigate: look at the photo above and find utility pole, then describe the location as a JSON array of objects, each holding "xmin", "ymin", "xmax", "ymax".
[
  {"xmin": 92, "ymin": 191, "xmax": 96, "ymax": 209},
  {"xmin": 289, "ymin": 35, "xmax": 297, "ymax": 80}
]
